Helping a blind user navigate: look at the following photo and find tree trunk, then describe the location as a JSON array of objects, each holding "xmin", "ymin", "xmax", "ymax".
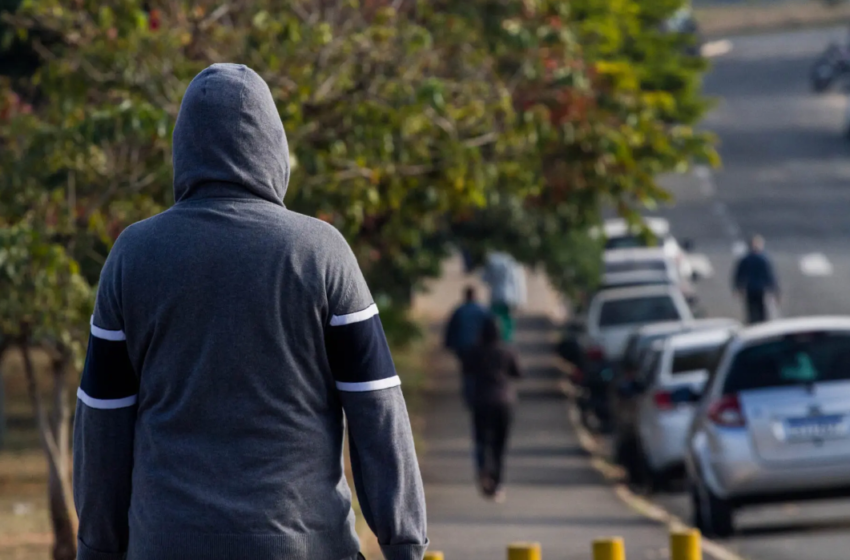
[
  {"xmin": 19, "ymin": 337, "xmax": 78, "ymax": 560},
  {"xmin": 0, "ymin": 340, "xmax": 8, "ymax": 449}
]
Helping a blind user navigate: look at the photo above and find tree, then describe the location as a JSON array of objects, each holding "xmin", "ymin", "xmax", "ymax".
[
  {"xmin": 0, "ymin": 0, "xmax": 716, "ymax": 553},
  {"xmin": 0, "ymin": 223, "xmax": 93, "ymax": 560}
]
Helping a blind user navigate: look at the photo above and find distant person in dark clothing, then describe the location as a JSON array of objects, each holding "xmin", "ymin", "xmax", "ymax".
[
  {"xmin": 445, "ymin": 286, "xmax": 490, "ymax": 406},
  {"xmin": 733, "ymin": 235, "xmax": 779, "ymax": 324},
  {"xmin": 463, "ymin": 317, "xmax": 522, "ymax": 502}
]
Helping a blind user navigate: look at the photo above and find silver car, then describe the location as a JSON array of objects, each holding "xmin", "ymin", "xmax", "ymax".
[
  {"xmin": 585, "ymin": 284, "xmax": 694, "ymax": 364},
  {"xmin": 686, "ymin": 317, "xmax": 850, "ymax": 537},
  {"xmin": 632, "ymin": 327, "xmax": 737, "ymax": 491}
]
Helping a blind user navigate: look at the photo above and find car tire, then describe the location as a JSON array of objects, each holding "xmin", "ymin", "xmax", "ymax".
[
  {"xmin": 635, "ymin": 447, "xmax": 663, "ymax": 495},
  {"xmin": 692, "ymin": 481, "xmax": 734, "ymax": 537}
]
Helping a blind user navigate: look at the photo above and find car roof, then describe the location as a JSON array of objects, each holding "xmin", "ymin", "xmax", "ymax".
[
  {"xmin": 631, "ymin": 317, "xmax": 739, "ymax": 341},
  {"xmin": 602, "ymin": 217, "xmax": 670, "ymax": 238},
  {"xmin": 602, "ymin": 270, "xmax": 671, "ymax": 285},
  {"xmin": 592, "ymin": 284, "xmax": 680, "ymax": 303},
  {"xmin": 603, "ymin": 247, "xmax": 669, "ymax": 263},
  {"xmin": 736, "ymin": 316, "xmax": 850, "ymax": 343},
  {"xmin": 668, "ymin": 327, "xmax": 735, "ymax": 351}
]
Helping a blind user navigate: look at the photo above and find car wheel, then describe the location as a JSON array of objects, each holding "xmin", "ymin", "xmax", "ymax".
[
  {"xmin": 635, "ymin": 448, "xmax": 663, "ymax": 495},
  {"xmin": 693, "ymin": 480, "xmax": 734, "ymax": 537}
]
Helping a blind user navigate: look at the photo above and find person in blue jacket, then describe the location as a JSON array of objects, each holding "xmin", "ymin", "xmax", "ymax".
[
  {"xmin": 445, "ymin": 286, "xmax": 490, "ymax": 406},
  {"xmin": 733, "ymin": 235, "xmax": 779, "ymax": 324}
]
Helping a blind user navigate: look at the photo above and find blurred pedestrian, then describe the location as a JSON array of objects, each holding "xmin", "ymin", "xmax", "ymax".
[
  {"xmin": 444, "ymin": 286, "xmax": 490, "ymax": 406},
  {"xmin": 482, "ymin": 252, "xmax": 526, "ymax": 342},
  {"xmin": 733, "ymin": 235, "xmax": 779, "ymax": 324},
  {"xmin": 463, "ymin": 317, "xmax": 523, "ymax": 502},
  {"xmin": 73, "ymin": 64, "xmax": 427, "ymax": 560}
]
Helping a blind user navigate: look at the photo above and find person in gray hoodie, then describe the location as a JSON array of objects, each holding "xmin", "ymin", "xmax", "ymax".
[{"xmin": 72, "ymin": 63, "xmax": 428, "ymax": 560}]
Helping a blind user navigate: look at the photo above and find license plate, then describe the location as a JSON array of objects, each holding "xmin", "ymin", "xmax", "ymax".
[{"xmin": 783, "ymin": 414, "xmax": 848, "ymax": 442}]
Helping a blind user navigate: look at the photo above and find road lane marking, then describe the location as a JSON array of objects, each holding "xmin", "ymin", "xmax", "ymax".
[
  {"xmin": 701, "ymin": 40, "xmax": 733, "ymax": 59},
  {"xmin": 799, "ymin": 253, "xmax": 833, "ymax": 276},
  {"xmin": 732, "ymin": 241, "xmax": 747, "ymax": 257},
  {"xmin": 555, "ymin": 368, "xmax": 749, "ymax": 560}
]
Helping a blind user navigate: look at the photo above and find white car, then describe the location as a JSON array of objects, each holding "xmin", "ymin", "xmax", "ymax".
[
  {"xmin": 686, "ymin": 317, "xmax": 850, "ymax": 537},
  {"xmin": 631, "ymin": 327, "xmax": 737, "ymax": 490},
  {"xmin": 585, "ymin": 285, "xmax": 694, "ymax": 364},
  {"xmin": 601, "ymin": 247, "xmax": 696, "ymax": 301},
  {"xmin": 594, "ymin": 217, "xmax": 695, "ymax": 281}
]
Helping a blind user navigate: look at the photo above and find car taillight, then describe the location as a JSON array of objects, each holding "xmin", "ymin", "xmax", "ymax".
[
  {"xmin": 586, "ymin": 345, "xmax": 605, "ymax": 361},
  {"xmin": 708, "ymin": 394, "xmax": 746, "ymax": 427},
  {"xmin": 653, "ymin": 390, "xmax": 674, "ymax": 411}
]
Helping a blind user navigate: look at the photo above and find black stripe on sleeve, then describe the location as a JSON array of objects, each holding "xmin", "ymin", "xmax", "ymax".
[
  {"xmin": 325, "ymin": 314, "xmax": 397, "ymax": 384},
  {"xmin": 79, "ymin": 335, "xmax": 139, "ymax": 400}
]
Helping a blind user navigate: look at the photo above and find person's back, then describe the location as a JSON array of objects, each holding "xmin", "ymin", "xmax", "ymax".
[
  {"xmin": 463, "ymin": 339, "xmax": 521, "ymax": 407},
  {"xmin": 445, "ymin": 293, "xmax": 489, "ymax": 357},
  {"xmin": 73, "ymin": 64, "xmax": 427, "ymax": 560}
]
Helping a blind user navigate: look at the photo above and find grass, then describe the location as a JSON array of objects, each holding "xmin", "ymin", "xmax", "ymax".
[{"xmin": 696, "ymin": 0, "xmax": 850, "ymax": 37}]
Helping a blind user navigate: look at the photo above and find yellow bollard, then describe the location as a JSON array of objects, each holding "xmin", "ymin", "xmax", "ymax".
[
  {"xmin": 424, "ymin": 552, "xmax": 445, "ymax": 560},
  {"xmin": 592, "ymin": 537, "xmax": 625, "ymax": 560},
  {"xmin": 670, "ymin": 529, "xmax": 702, "ymax": 560},
  {"xmin": 507, "ymin": 542, "xmax": 542, "ymax": 560}
]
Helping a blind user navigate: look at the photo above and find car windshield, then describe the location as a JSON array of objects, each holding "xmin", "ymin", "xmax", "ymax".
[
  {"xmin": 723, "ymin": 333, "xmax": 850, "ymax": 393},
  {"xmin": 598, "ymin": 295, "xmax": 682, "ymax": 328},
  {"xmin": 605, "ymin": 260, "xmax": 668, "ymax": 274},
  {"xmin": 605, "ymin": 235, "xmax": 661, "ymax": 250},
  {"xmin": 672, "ymin": 343, "xmax": 725, "ymax": 376}
]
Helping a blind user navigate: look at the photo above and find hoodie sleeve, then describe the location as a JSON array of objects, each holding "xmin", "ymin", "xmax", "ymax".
[
  {"xmin": 323, "ymin": 233, "xmax": 428, "ymax": 560},
  {"xmin": 73, "ymin": 246, "xmax": 138, "ymax": 560}
]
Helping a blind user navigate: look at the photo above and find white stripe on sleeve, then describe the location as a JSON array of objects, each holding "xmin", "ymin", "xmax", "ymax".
[
  {"xmin": 330, "ymin": 303, "xmax": 379, "ymax": 327},
  {"xmin": 90, "ymin": 316, "xmax": 126, "ymax": 341},
  {"xmin": 77, "ymin": 387, "xmax": 138, "ymax": 410},
  {"xmin": 335, "ymin": 375, "xmax": 401, "ymax": 393}
]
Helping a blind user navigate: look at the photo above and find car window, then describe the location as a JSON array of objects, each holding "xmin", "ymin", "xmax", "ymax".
[
  {"xmin": 605, "ymin": 235, "xmax": 661, "ymax": 250},
  {"xmin": 723, "ymin": 333, "xmax": 850, "ymax": 394},
  {"xmin": 605, "ymin": 260, "xmax": 668, "ymax": 274},
  {"xmin": 598, "ymin": 295, "xmax": 682, "ymax": 328},
  {"xmin": 671, "ymin": 343, "xmax": 725, "ymax": 376},
  {"xmin": 639, "ymin": 348, "xmax": 662, "ymax": 384}
]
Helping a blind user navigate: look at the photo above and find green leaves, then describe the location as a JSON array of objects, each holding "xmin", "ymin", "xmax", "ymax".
[{"xmin": 0, "ymin": 0, "xmax": 715, "ymax": 350}]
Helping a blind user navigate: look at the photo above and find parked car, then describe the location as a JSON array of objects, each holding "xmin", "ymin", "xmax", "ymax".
[
  {"xmin": 685, "ymin": 317, "xmax": 850, "ymax": 537},
  {"xmin": 559, "ymin": 285, "xmax": 693, "ymax": 431},
  {"xmin": 593, "ymin": 217, "xmax": 696, "ymax": 281},
  {"xmin": 602, "ymin": 247, "xmax": 698, "ymax": 305},
  {"xmin": 620, "ymin": 326, "xmax": 737, "ymax": 492},
  {"xmin": 611, "ymin": 318, "xmax": 740, "ymax": 478}
]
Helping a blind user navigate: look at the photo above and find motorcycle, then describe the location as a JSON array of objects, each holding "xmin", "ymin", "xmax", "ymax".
[{"xmin": 810, "ymin": 42, "xmax": 850, "ymax": 93}]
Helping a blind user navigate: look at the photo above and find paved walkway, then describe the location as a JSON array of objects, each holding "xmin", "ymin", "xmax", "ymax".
[{"xmin": 421, "ymin": 314, "xmax": 673, "ymax": 560}]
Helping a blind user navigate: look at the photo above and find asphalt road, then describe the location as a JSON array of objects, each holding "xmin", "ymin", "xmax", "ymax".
[{"xmin": 648, "ymin": 26, "xmax": 850, "ymax": 560}]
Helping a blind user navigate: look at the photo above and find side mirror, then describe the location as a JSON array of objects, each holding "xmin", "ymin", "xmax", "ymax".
[
  {"xmin": 670, "ymin": 385, "xmax": 702, "ymax": 404},
  {"xmin": 682, "ymin": 239, "xmax": 695, "ymax": 252}
]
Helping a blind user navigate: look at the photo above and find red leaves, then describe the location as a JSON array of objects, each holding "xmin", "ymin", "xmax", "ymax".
[{"xmin": 149, "ymin": 9, "xmax": 161, "ymax": 31}]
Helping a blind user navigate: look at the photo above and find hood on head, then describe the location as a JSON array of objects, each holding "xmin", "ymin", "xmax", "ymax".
[{"xmin": 172, "ymin": 63, "xmax": 290, "ymax": 204}]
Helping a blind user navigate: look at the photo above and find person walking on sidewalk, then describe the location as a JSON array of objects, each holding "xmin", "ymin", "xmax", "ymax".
[
  {"xmin": 444, "ymin": 286, "xmax": 490, "ymax": 407},
  {"xmin": 732, "ymin": 234, "xmax": 779, "ymax": 324},
  {"xmin": 482, "ymin": 252, "xmax": 526, "ymax": 342},
  {"xmin": 73, "ymin": 64, "xmax": 427, "ymax": 560},
  {"xmin": 463, "ymin": 317, "xmax": 523, "ymax": 501}
]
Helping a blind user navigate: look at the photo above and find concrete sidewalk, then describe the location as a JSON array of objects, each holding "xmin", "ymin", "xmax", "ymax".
[{"xmin": 421, "ymin": 314, "xmax": 672, "ymax": 560}]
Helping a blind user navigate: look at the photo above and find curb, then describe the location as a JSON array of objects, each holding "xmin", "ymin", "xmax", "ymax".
[{"xmin": 554, "ymin": 359, "xmax": 749, "ymax": 560}]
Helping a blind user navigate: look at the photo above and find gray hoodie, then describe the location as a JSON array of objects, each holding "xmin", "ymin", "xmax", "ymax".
[{"xmin": 73, "ymin": 63, "xmax": 427, "ymax": 560}]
